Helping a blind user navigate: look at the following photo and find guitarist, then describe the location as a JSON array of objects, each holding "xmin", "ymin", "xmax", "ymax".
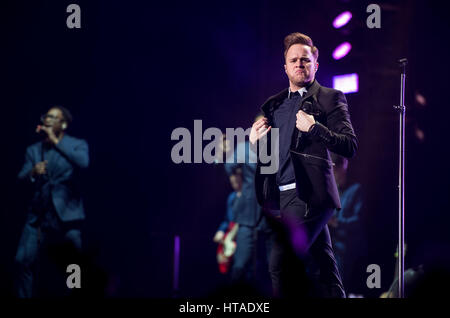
[
  {"xmin": 213, "ymin": 172, "xmax": 242, "ymax": 274},
  {"xmin": 214, "ymin": 115, "xmax": 274, "ymax": 290}
]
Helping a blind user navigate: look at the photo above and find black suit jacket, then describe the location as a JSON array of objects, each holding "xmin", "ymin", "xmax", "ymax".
[{"xmin": 255, "ymin": 80, "xmax": 357, "ymax": 212}]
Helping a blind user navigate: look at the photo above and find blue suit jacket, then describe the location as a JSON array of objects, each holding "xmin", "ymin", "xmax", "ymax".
[{"xmin": 18, "ymin": 134, "xmax": 89, "ymax": 222}]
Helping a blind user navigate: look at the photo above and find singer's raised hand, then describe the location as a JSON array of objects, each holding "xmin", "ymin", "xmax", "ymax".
[
  {"xmin": 38, "ymin": 125, "xmax": 60, "ymax": 145},
  {"xmin": 250, "ymin": 117, "xmax": 271, "ymax": 144}
]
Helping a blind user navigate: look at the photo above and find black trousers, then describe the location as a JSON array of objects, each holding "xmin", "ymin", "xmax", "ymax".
[{"xmin": 268, "ymin": 188, "xmax": 345, "ymax": 298}]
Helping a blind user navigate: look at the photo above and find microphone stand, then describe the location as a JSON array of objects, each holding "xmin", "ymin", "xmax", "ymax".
[{"xmin": 393, "ymin": 58, "xmax": 407, "ymax": 298}]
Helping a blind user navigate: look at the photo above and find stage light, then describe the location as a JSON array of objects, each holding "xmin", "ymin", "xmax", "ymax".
[
  {"xmin": 333, "ymin": 73, "xmax": 359, "ymax": 94},
  {"xmin": 415, "ymin": 92, "xmax": 427, "ymax": 107},
  {"xmin": 332, "ymin": 42, "xmax": 352, "ymax": 60},
  {"xmin": 333, "ymin": 11, "xmax": 352, "ymax": 28}
]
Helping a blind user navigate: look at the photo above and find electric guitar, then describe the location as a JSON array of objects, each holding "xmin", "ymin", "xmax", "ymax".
[{"xmin": 216, "ymin": 222, "xmax": 239, "ymax": 274}]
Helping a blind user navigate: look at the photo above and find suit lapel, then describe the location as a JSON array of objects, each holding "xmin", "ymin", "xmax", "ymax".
[
  {"xmin": 45, "ymin": 147, "xmax": 57, "ymax": 178},
  {"xmin": 300, "ymin": 80, "xmax": 320, "ymax": 107}
]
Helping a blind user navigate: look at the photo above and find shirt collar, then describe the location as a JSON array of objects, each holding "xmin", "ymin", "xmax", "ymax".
[{"xmin": 288, "ymin": 86, "xmax": 308, "ymax": 99}]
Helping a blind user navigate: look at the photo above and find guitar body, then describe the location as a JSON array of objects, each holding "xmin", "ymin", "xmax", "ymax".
[{"xmin": 217, "ymin": 222, "xmax": 239, "ymax": 274}]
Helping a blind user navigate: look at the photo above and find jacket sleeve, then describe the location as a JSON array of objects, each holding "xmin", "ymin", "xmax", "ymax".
[
  {"xmin": 55, "ymin": 137, "xmax": 89, "ymax": 168},
  {"xmin": 308, "ymin": 90, "xmax": 358, "ymax": 158},
  {"xmin": 17, "ymin": 147, "xmax": 35, "ymax": 182}
]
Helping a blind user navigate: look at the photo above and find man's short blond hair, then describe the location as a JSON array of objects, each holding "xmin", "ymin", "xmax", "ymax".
[{"xmin": 283, "ymin": 32, "xmax": 319, "ymax": 61}]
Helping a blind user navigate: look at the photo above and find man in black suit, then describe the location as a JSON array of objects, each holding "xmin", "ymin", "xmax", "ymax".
[{"xmin": 250, "ymin": 32, "xmax": 357, "ymax": 298}]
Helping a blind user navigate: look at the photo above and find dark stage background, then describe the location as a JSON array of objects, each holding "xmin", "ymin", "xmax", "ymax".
[{"xmin": 1, "ymin": 0, "xmax": 450, "ymax": 297}]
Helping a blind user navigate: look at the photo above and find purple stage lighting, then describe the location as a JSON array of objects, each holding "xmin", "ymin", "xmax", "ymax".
[
  {"xmin": 333, "ymin": 42, "xmax": 352, "ymax": 60},
  {"xmin": 333, "ymin": 11, "xmax": 352, "ymax": 28},
  {"xmin": 333, "ymin": 73, "xmax": 359, "ymax": 94}
]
